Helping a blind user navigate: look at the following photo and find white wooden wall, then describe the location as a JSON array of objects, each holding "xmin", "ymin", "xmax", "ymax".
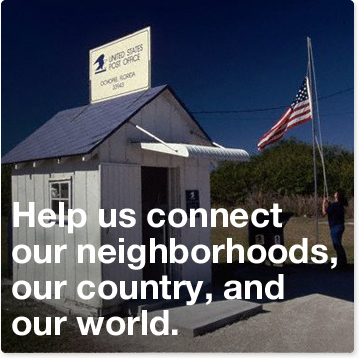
[
  {"xmin": 95, "ymin": 91, "xmax": 211, "ymax": 283},
  {"xmin": 98, "ymin": 89, "xmax": 211, "ymax": 165},
  {"xmin": 96, "ymin": 88, "xmax": 213, "ymax": 289},
  {"xmin": 100, "ymin": 162, "xmax": 142, "ymax": 310},
  {"xmin": 98, "ymin": 159, "xmax": 212, "ymax": 308},
  {"xmin": 11, "ymin": 162, "xmax": 102, "ymax": 313},
  {"xmin": 180, "ymin": 160, "xmax": 212, "ymax": 285}
]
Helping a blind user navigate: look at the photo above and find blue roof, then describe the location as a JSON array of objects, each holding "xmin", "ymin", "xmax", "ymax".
[{"xmin": 2, "ymin": 85, "xmax": 175, "ymax": 164}]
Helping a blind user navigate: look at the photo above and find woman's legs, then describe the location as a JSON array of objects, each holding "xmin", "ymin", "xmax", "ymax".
[{"xmin": 330, "ymin": 224, "xmax": 347, "ymax": 267}]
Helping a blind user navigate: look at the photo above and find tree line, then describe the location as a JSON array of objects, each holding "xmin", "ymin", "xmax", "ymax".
[{"xmin": 211, "ymin": 138, "xmax": 354, "ymax": 215}]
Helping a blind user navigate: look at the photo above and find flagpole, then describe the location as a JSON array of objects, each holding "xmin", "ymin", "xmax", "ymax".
[
  {"xmin": 309, "ymin": 42, "xmax": 329, "ymax": 199},
  {"xmin": 307, "ymin": 37, "xmax": 319, "ymax": 245}
]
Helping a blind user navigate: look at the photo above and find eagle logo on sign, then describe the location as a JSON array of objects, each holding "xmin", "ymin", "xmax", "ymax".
[{"xmin": 94, "ymin": 54, "xmax": 106, "ymax": 74}]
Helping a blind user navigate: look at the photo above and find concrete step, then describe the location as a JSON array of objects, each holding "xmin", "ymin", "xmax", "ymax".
[
  {"xmin": 123, "ymin": 289, "xmax": 194, "ymax": 316},
  {"xmin": 124, "ymin": 297, "xmax": 184, "ymax": 316},
  {"xmin": 148, "ymin": 298, "xmax": 262, "ymax": 337}
]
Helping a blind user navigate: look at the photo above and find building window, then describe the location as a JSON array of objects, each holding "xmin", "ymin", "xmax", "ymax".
[{"xmin": 50, "ymin": 181, "xmax": 71, "ymax": 215}]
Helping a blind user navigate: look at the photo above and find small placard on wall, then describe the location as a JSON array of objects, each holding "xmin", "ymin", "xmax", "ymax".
[{"xmin": 186, "ymin": 190, "xmax": 200, "ymax": 216}]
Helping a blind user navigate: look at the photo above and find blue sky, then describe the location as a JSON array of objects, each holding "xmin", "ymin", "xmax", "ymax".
[{"xmin": 2, "ymin": 0, "xmax": 353, "ymax": 155}]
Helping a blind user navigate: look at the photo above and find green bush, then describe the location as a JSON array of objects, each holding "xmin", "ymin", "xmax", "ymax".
[{"xmin": 211, "ymin": 138, "xmax": 354, "ymax": 208}]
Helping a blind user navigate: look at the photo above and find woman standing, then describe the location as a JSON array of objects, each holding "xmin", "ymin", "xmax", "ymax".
[{"xmin": 322, "ymin": 189, "xmax": 348, "ymax": 268}]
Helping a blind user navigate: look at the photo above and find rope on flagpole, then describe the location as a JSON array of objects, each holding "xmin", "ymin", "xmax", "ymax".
[
  {"xmin": 309, "ymin": 41, "xmax": 329, "ymax": 199},
  {"xmin": 307, "ymin": 37, "xmax": 319, "ymax": 245},
  {"xmin": 315, "ymin": 136, "xmax": 329, "ymax": 198}
]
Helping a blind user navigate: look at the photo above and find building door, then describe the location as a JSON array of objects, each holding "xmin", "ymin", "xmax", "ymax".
[{"xmin": 141, "ymin": 167, "xmax": 168, "ymax": 282}]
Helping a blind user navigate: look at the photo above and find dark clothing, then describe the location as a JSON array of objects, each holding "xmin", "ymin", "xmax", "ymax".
[
  {"xmin": 330, "ymin": 223, "xmax": 347, "ymax": 267},
  {"xmin": 326, "ymin": 202, "xmax": 347, "ymax": 267},
  {"xmin": 326, "ymin": 202, "xmax": 345, "ymax": 228}
]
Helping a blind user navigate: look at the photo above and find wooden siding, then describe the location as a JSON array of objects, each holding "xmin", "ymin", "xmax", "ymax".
[
  {"xmin": 11, "ymin": 166, "xmax": 102, "ymax": 310},
  {"xmin": 100, "ymin": 163, "xmax": 142, "ymax": 308}
]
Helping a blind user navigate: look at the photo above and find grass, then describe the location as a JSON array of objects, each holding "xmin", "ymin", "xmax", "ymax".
[{"xmin": 211, "ymin": 216, "xmax": 354, "ymax": 264}]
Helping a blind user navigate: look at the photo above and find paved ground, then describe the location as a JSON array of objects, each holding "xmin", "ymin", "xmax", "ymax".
[
  {"xmin": 87, "ymin": 293, "xmax": 353, "ymax": 353},
  {"xmin": 1, "ymin": 263, "xmax": 354, "ymax": 352}
]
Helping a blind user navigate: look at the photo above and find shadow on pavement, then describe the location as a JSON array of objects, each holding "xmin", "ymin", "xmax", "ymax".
[
  {"xmin": 132, "ymin": 262, "xmax": 354, "ymax": 313},
  {"xmin": 212, "ymin": 262, "xmax": 354, "ymax": 304}
]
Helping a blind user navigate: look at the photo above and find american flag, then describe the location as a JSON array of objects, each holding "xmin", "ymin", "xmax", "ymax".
[{"xmin": 257, "ymin": 77, "xmax": 312, "ymax": 151}]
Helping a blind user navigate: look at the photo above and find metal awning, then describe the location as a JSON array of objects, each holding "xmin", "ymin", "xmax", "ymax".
[{"xmin": 134, "ymin": 142, "xmax": 250, "ymax": 162}]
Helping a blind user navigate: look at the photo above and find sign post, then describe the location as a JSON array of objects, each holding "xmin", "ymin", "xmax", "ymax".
[{"xmin": 89, "ymin": 27, "xmax": 151, "ymax": 103}]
